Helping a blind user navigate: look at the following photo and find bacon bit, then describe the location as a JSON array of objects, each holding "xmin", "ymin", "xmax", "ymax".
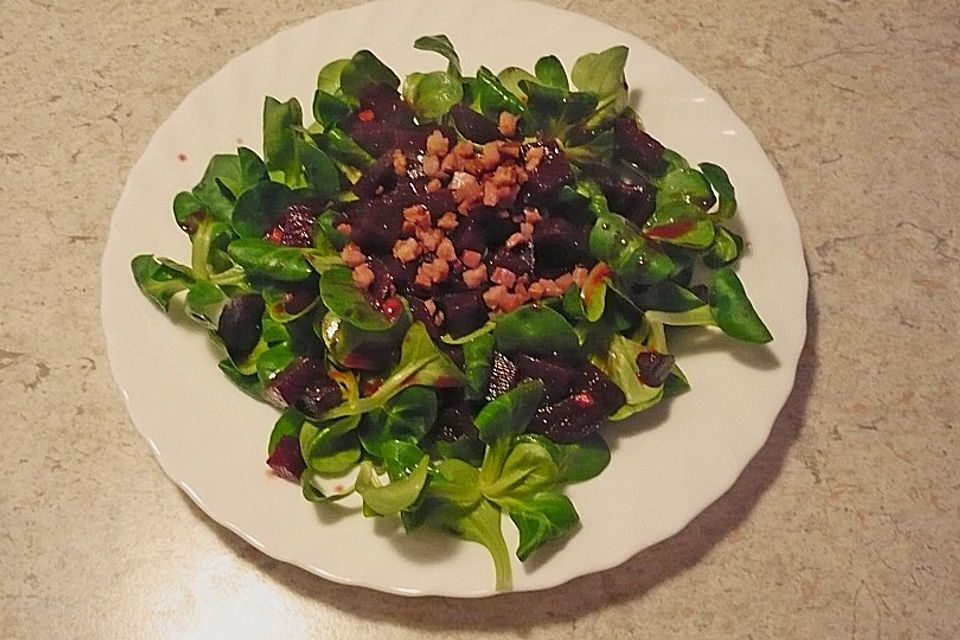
[
  {"xmin": 541, "ymin": 279, "xmax": 562, "ymax": 297},
  {"xmin": 352, "ymin": 263, "xmax": 375, "ymax": 290},
  {"xmin": 417, "ymin": 228, "xmax": 444, "ymax": 252},
  {"xmin": 437, "ymin": 211, "xmax": 459, "ymax": 231},
  {"xmin": 426, "ymin": 177, "xmax": 442, "ymax": 193},
  {"xmin": 336, "ymin": 222, "xmax": 352, "ymax": 236},
  {"xmin": 453, "ymin": 140, "xmax": 475, "ymax": 158},
  {"xmin": 519, "ymin": 222, "xmax": 534, "ymax": 237},
  {"xmin": 435, "ymin": 238, "xmax": 456, "ymax": 262},
  {"xmin": 422, "ymin": 154, "xmax": 441, "ymax": 178},
  {"xmin": 500, "ymin": 141, "xmax": 521, "ymax": 158},
  {"xmin": 491, "ymin": 266, "xmax": 517, "ymax": 289},
  {"xmin": 498, "ymin": 111, "xmax": 518, "ymax": 137},
  {"xmin": 528, "ymin": 280, "xmax": 545, "ymax": 300},
  {"xmin": 440, "ymin": 151, "xmax": 461, "ymax": 173},
  {"xmin": 423, "ymin": 298, "xmax": 437, "ymax": 316},
  {"xmin": 451, "ymin": 174, "xmax": 483, "ymax": 213},
  {"xmin": 463, "ymin": 265, "xmax": 488, "ymax": 288},
  {"xmin": 416, "ymin": 259, "xmax": 450, "ymax": 286},
  {"xmin": 482, "ymin": 180, "xmax": 500, "ymax": 207},
  {"xmin": 340, "ymin": 242, "xmax": 366, "ymax": 267},
  {"xmin": 525, "ymin": 146, "xmax": 545, "ymax": 172},
  {"xmin": 392, "ymin": 149, "xmax": 407, "ymax": 176},
  {"xmin": 505, "ymin": 232, "xmax": 528, "ymax": 249},
  {"xmin": 491, "ymin": 165, "xmax": 517, "ymax": 188},
  {"xmin": 461, "ymin": 250, "xmax": 483, "ymax": 269},
  {"xmin": 498, "ymin": 292, "xmax": 524, "ymax": 313},
  {"xmin": 479, "ymin": 141, "xmax": 501, "ymax": 171},
  {"xmin": 483, "ymin": 285, "xmax": 507, "ymax": 310},
  {"xmin": 358, "ymin": 108, "xmax": 375, "ymax": 122},
  {"xmin": 426, "ymin": 130, "xmax": 450, "ymax": 157},
  {"xmin": 392, "ymin": 237, "xmax": 421, "ymax": 263},
  {"xmin": 523, "ymin": 207, "xmax": 542, "ymax": 224},
  {"xmin": 571, "ymin": 266, "xmax": 589, "ymax": 287},
  {"xmin": 555, "ymin": 273, "xmax": 575, "ymax": 291},
  {"xmin": 402, "ymin": 204, "xmax": 430, "ymax": 229}
]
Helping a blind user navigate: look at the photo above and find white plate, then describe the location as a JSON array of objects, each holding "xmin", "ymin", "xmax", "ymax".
[{"xmin": 101, "ymin": 0, "xmax": 807, "ymax": 597}]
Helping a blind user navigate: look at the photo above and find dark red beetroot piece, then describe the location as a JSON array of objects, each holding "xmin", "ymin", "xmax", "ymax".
[
  {"xmin": 408, "ymin": 296, "xmax": 442, "ymax": 341},
  {"xmin": 346, "ymin": 195, "xmax": 404, "ymax": 254},
  {"xmin": 485, "ymin": 351, "xmax": 519, "ymax": 401},
  {"xmin": 636, "ymin": 350, "xmax": 676, "ymax": 387},
  {"xmin": 450, "ymin": 103, "xmax": 502, "ymax": 143},
  {"xmin": 265, "ymin": 356, "xmax": 342, "ymax": 418},
  {"xmin": 489, "ymin": 242, "xmax": 535, "ymax": 277},
  {"xmin": 430, "ymin": 389, "xmax": 479, "ymax": 442},
  {"xmin": 520, "ymin": 142, "xmax": 574, "ymax": 202},
  {"xmin": 591, "ymin": 165, "xmax": 657, "ymax": 226},
  {"xmin": 512, "ymin": 353, "xmax": 576, "ymax": 402},
  {"xmin": 367, "ymin": 258, "xmax": 395, "ymax": 303},
  {"xmin": 217, "ymin": 293, "xmax": 265, "ymax": 362},
  {"xmin": 353, "ymin": 153, "xmax": 398, "ymax": 200},
  {"xmin": 530, "ymin": 364, "xmax": 625, "ymax": 443},
  {"xmin": 265, "ymin": 203, "xmax": 317, "ymax": 247},
  {"xmin": 532, "ymin": 217, "xmax": 593, "ymax": 274},
  {"xmin": 613, "ymin": 115, "xmax": 667, "ymax": 177},
  {"xmin": 439, "ymin": 290, "xmax": 488, "ymax": 338},
  {"xmin": 267, "ymin": 435, "xmax": 306, "ymax": 482},
  {"xmin": 449, "ymin": 215, "xmax": 488, "ymax": 254}
]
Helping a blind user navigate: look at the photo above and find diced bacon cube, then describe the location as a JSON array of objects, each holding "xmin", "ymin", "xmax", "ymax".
[
  {"xmin": 461, "ymin": 250, "xmax": 483, "ymax": 269},
  {"xmin": 491, "ymin": 267, "xmax": 517, "ymax": 289},
  {"xmin": 437, "ymin": 211, "xmax": 459, "ymax": 231},
  {"xmin": 463, "ymin": 265, "xmax": 488, "ymax": 289},
  {"xmin": 392, "ymin": 238, "xmax": 422, "ymax": 263},
  {"xmin": 426, "ymin": 130, "xmax": 450, "ymax": 157},
  {"xmin": 352, "ymin": 263, "xmax": 375, "ymax": 290},
  {"xmin": 340, "ymin": 242, "xmax": 366, "ymax": 267},
  {"xmin": 498, "ymin": 111, "xmax": 518, "ymax": 137},
  {"xmin": 436, "ymin": 238, "xmax": 457, "ymax": 262},
  {"xmin": 483, "ymin": 285, "xmax": 507, "ymax": 310}
]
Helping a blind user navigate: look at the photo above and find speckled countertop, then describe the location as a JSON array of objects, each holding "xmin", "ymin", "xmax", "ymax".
[{"xmin": 2, "ymin": 0, "xmax": 958, "ymax": 637}]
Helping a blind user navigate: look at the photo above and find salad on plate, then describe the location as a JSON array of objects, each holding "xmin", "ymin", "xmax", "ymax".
[{"xmin": 131, "ymin": 35, "xmax": 771, "ymax": 590}]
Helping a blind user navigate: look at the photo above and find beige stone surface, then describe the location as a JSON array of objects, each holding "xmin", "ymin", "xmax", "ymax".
[{"xmin": 1, "ymin": 0, "xmax": 958, "ymax": 637}]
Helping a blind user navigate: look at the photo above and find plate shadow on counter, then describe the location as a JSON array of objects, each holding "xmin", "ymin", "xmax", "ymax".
[{"xmin": 182, "ymin": 282, "xmax": 818, "ymax": 631}]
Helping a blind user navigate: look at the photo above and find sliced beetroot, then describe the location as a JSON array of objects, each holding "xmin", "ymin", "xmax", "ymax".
[
  {"xmin": 529, "ymin": 363, "xmax": 625, "ymax": 443},
  {"xmin": 396, "ymin": 124, "xmax": 457, "ymax": 155},
  {"xmin": 359, "ymin": 83, "xmax": 416, "ymax": 126},
  {"xmin": 265, "ymin": 356, "xmax": 327, "ymax": 406},
  {"xmin": 513, "ymin": 353, "xmax": 576, "ymax": 402},
  {"xmin": 489, "ymin": 242, "xmax": 535, "ymax": 277},
  {"xmin": 379, "ymin": 255, "xmax": 417, "ymax": 293},
  {"xmin": 529, "ymin": 396, "xmax": 605, "ymax": 443},
  {"xmin": 346, "ymin": 120, "xmax": 400, "ymax": 156},
  {"xmin": 591, "ymin": 164, "xmax": 657, "ymax": 226},
  {"xmin": 439, "ymin": 290, "xmax": 488, "ymax": 338},
  {"xmin": 449, "ymin": 215, "xmax": 488, "ymax": 254},
  {"xmin": 450, "ymin": 103, "xmax": 501, "ymax": 143},
  {"xmin": 521, "ymin": 142, "xmax": 573, "ymax": 202},
  {"xmin": 408, "ymin": 296, "xmax": 442, "ymax": 341},
  {"xmin": 274, "ymin": 280, "xmax": 319, "ymax": 316},
  {"xmin": 576, "ymin": 363, "xmax": 626, "ymax": 416},
  {"xmin": 217, "ymin": 293, "xmax": 265, "ymax": 362},
  {"xmin": 430, "ymin": 389, "xmax": 479, "ymax": 442},
  {"xmin": 614, "ymin": 115, "xmax": 667, "ymax": 176},
  {"xmin": 367, "ymin": 257, "xmax": 395, "ymax": 303},
  {"xmin": 636, "ymin": 350, "xmax": 676, "ymax": 387},
  {"xmin": 347, "ymin": 196, "xmax": 404, "ymax": 253},
  {"xmin": 267, "ymin": 435, "xmax": 306, "ymax": 482},
  {"xmin": 295, "ymin": 376, "xmax": 344, "ymax": 419},
  {"xmin": 419, "ymin": 187, "xmax": 459, "ymax": 221},
  {"xmin": 473, "ymin": 206, "xmax": 518, "ymax": 247},
  {"xmin": 485, "ymin": 351, "xmax": 519, "ymax": 401},
  {"xmin": 353, "ymin": 153, "xmax": 398, "ymax": 200},
  {"xmin": 264, "ymin": 203, "xmax": 316, "ymax": 248},
  {"xmin": 532, "ymin": 217, "xmax": 593, "ymax": 273}
]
